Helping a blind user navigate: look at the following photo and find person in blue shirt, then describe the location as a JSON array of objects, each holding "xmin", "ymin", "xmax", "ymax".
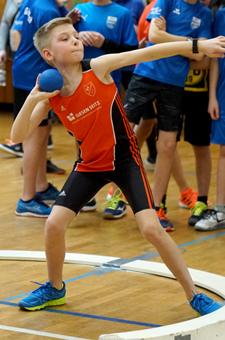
[
  {"xmin": 123, "ymin": 0, "xmax": 212, "ymax": 231},
  {"xmin": 195, "ymin": 7, "xmax": 225, "ymax": 231},
  {"xmin": 73, "ymin": 0, "xmax": 138, "ymax": 94},
  {"xmin": 9, "ymin": 0, "xmax": 65, "ymax": 218}
]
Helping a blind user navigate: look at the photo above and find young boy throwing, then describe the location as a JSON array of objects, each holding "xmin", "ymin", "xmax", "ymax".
[{"xmin": 11, "ymin": 17, "xmax": 225, "ymax": 315}]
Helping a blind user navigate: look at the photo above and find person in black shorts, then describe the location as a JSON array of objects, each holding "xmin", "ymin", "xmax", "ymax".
[{"xmin": 10, "ymin": 17, "xmax": 224, "ymax": 314}]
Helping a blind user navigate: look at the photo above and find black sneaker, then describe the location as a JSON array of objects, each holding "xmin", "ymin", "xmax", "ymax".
[
  {"xmin": 47, "ymin": 159, "xmax": 65, "ymax": 174},
  {"xmin": 0, "ymin": 142, "xmax": 23, "ymax": 157}
]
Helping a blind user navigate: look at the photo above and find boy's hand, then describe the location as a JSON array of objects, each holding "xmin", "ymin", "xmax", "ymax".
[
  {"xmin": 30, "ymin": 74, "xmax": 60, "ymax": 102},
  {"xmin": 200, "ymin": 36, "xmax": 225, "ymax": 58},
  {"xmin": 154, "ymin": 16, "xmax": 166, "ymax": 31},
  {"xmin": 208, "ymin": 98, "xmax": 220, "ymax": 120}
]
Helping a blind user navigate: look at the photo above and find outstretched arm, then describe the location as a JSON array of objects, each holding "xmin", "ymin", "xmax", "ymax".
[
  {"xmin": 11, "ymin": 76, "xmax": 59, "ymax": 143},
  {"xmin": 149, "ymin": 17, "xmax": 205, "ymax": 61},
  {"xmin": 91, "ymin": 36, "xmax": 225, "ymax": 82}
]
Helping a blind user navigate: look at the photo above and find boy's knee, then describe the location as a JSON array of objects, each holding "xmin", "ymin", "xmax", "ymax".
[{"xmin": 140, "ymin": 220, "xmax": 163, "ymax": 242}]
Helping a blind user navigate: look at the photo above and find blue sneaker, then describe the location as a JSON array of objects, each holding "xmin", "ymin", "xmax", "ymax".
[
  {"xmin": 156, "ymin": 208, "xmax": 174, "ymax": 231},
  {"xmin": 81, "ymin": 197, "xmax": 97, "ymax": 212},
  {"xmin": 189, "ymin": 293, "xmax": 222, "ymax": 316},
  {"xmin": 102, "ymin": 189, "xmax": 127, "ymax": 219},
  {"xmin": 15, "ymin": 199, "xmax": 52, "ymax": 217},
  {"xmin": 19, "ymin": 281, "xmax": 66, "ymax": 311},
  {"xmin": 33, "ymin": 183, "xmax": 59, "ymax": 204}
]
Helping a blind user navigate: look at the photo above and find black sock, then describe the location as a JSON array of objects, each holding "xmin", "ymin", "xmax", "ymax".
[
  {"xmin": 197, "ymin": 196, "xmax": 208, "ymax": 205},
  {"xmin": 161, "ymin": 194, "xmax": 167, "ymax": 205}
]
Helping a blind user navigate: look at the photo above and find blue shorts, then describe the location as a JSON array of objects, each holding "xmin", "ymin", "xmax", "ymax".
[{"xmin": 211, "ymin": 110, "xmax": 225, "ymax": 145}]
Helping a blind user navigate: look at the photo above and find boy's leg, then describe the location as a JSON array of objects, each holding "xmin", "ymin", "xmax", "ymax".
[
  {"xmin": 153, "ymin": 130, "xmax": 177, "ymax": 206},
  {"xmin": 45, "ymin": 205, "xmax": 76, "ymax": 289},
  {"xmin": 22, "ymin": 123, "xmax": 50, "ymax": 200},
  {"xmin": 135, "ymin": 208, "xmax": 196, "ymax": 300}
]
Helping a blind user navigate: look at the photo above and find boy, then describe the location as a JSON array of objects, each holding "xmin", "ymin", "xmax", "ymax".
[{"xmin": 11, "ymin": 17, "xmax": 225, "ymax": 314}]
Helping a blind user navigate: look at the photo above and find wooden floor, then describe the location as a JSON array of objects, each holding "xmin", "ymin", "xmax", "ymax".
[{"xmin": 0, "ymin": 109, "xmax": 225, "ymax": 340}]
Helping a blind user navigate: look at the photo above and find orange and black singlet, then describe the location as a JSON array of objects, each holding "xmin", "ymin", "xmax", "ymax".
[{"xmin": 49, "ymin": 60, "xmax": 141, "ymax": 172}]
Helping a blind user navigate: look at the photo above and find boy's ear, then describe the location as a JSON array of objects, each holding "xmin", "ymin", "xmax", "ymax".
[{"xmin": 42, "ymin": 49, "xmax": 54, "ymax": 61}]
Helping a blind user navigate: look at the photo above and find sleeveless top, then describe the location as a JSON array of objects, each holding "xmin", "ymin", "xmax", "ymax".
[{"xmin": 49, "ymin": 60, "xmax": 141, "ymax": 172}]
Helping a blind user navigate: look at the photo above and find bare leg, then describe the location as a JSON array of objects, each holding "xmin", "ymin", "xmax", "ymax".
[
  {"xmin": 171, "ymin": 148, "xmax": 189, "ymax": 192},
  {"xmin": 217, "ymin": 145, "xmax": 225, "ymax": 204},
  {"xmin": 45, "ymin": 205, "xmax": 76, "ymax": 290},
  {"xmin": 135, "ymin": 209, "xmax": 197, "ymax": 300},
  {"xmin": 193, "ymin": 145, "xmax": 211, "ymax": 197},
  {"xmin": 36, "ymin": 121, "xmax": 52, "ymax": 191},
  {"xmin": 153, "ymin": 130, "xmax": 178, "ymax": 206},
  {"xmin": 22, "ymin": 124, "xmax": 50, "ymax": 200},
  {"xmin": 134, "ymin": 118, "xmax": 156, "ymax": 149}
]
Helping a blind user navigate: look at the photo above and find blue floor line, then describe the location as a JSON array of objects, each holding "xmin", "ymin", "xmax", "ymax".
[{"xmin": 0, "ymin": 300, "xmax": 162, "ymax": 328}]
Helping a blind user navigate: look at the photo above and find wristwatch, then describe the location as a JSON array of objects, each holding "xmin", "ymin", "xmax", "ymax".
[{"xmin": 187, "ymin": 37, "xmax": 199, "ymax": 54}]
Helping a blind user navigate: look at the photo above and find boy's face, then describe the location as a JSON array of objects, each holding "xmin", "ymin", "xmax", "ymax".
[{"xmin": 48, "ymin": 24, "xmax": 84, "ymax": 65}]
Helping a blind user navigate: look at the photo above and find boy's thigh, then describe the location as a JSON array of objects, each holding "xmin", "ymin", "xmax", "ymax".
[
  {"xmin": 157, "ymin": 83, "xmax": 184, "ymax": 132},
  {"xmin": 54, "ymin": 170, "xmax": 107, "ymax": 214},
  {"xmin": 183, "ymin": 91, "xmax": 211, "ymax": 146},
  {"xmin": 111, "ymin": 159, "xmax": 155, "ymax": 214},
  {"xmin": 123, "ymin": 75, "xmax": 157, "ymax": 125}
]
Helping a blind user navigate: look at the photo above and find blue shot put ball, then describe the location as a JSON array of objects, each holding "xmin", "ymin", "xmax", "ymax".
[{"xmin": 39, "ymin": 69, "xmax": 64, "ymax": 92}]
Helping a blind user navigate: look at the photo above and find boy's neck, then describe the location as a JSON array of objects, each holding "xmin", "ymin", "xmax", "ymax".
[{"xmin": 92, "ymin": 0, "xmax": 112, "ymax": 6}]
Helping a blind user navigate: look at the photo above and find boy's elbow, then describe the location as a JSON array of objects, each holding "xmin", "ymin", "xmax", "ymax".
[{"xmin": 148, "ymin": 33, "xmax": 159, "ymax": 44}]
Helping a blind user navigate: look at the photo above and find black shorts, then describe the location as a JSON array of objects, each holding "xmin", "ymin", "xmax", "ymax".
[
  {"xmin": 181, "ymin": 91, "xmax": 211, "ymax": 146},
  {"xmin": 13, "ymin": 87, "xmax": 51, "ymax": 126},
  {"xmin": 54, "ymin": 157, "xmax": 155, "ymax": 215},
  {"xmin": 123, "ymin": 74, "xmax": 184, "ymax": 132}
]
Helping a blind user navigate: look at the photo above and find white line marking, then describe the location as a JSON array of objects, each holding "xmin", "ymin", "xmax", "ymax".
[{"xmin": 0, "ymin": 324, "xmax": 89, "ymax": 340}]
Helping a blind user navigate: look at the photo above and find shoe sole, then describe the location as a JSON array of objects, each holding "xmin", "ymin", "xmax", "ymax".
[
  {"xmin": 0, "ymin": 144, "xmax": 23, "ymax": 157},
  {"xmin": 103, "ymin": 210, "xmax": 127, "ymax": 219},
  {"xmin": 47, "ymin": 170, "xmax": 65, "ymax": 174},
  {"xmin": 15, "ymin": 211, "xmax": 50, "ymax": 218},
  {"xmin": 47, "ymin": 144, "xmax": 54, "ymax": 150},
  {"xmin": 81, "ymin": 205, "xmax": 97, "ymax": 212},
  {"xmin": 19, "ymin": 296, "xmax": 66, "ymax": 311},
  {"xmin": 195, "ymin": 222, "xmax": 225, "ymax": 231},
  {"xmin": 164, "ymin": 226, "xmax": 174, "ymax": 231}
]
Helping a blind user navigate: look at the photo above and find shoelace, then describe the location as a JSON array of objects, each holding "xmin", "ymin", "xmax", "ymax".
[
  {"xmin": 190, "ymin": 293, "xmax": 213, "ymax": 310},
  {"xmin": 202, "ymin": 209, "xmax": 217, "ymax": 220},
  {"xmin": 30, "ymin": 281, "xmax": 53, "ymax": 294},
  {"xmin": 157, "ymin": 208, "xmax": 168, "ymax": 221},
  {"xmin": 190, "ymin": 202, "xmax": 207, "ymax": 215},
  {"xmin": 101, "ymin": 188, "xmax": 125, "ymax": 211}
]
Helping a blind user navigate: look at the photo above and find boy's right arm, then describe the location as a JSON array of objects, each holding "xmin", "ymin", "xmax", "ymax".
[{"xmin": 11, "ymin": 79, "xmax": 59, "ymax": 143}]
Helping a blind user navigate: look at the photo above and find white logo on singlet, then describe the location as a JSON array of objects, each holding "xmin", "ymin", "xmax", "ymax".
[
  {"xmin": 67, "ymin": 113, "xmax": 75, "ymax": 121},
  {"xmin": 61, "ymin": 105, "xmax": 66, "ymax": 111}
]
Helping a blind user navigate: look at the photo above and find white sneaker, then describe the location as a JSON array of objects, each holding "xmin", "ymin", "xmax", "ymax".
[{"xmin": 195, "ymin": 209, "xmax": 225, "ymax": 231}]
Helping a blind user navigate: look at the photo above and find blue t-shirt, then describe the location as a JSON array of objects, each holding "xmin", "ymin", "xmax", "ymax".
[
  {"xmin": 114, "ymin": 0, "xmax": 145, "ymax": 26},
  {"xmin": 212, "ymin": 8, "xmax": 225, "ymax": 111},
  {"xmin": 134, "ymin": 0, "xmax": 212, "ymax": 87},
  {"xmin": 74, "ymin": 1, "xmax": 138, "ymax": 91},
  {"xmin": 12, "ymin": 0, "xmax": 61, "ymax": 91}
]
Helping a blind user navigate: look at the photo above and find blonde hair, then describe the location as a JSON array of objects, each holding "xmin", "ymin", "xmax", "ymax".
[{"xmin": 33, "ymin": 17, "xmax": 73, "ymax": 65}]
